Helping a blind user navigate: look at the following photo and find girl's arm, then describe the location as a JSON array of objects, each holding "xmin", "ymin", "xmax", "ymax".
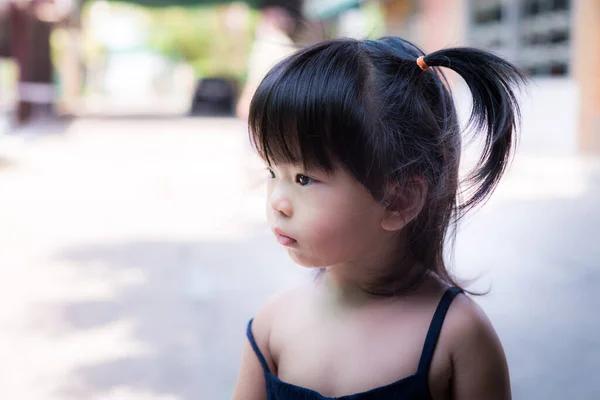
[
  {"xmin": 447, "ymin": 297, "xmax": 511, "ymax": 400},
  {"xmin": 232, "ymin": 294, "xmax": 283, "ymax": 400},
  {"xmin": 231, "ymin": 339, "xmax": 268, "ymax": 400}
]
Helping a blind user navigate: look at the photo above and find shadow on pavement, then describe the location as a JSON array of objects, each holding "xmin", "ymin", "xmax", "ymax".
[{"xmin": 46, "ymin": 230, "xmax": 302, "ymax": 400}]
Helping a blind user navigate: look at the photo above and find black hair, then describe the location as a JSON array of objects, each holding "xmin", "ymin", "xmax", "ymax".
[{"xmin": 248, "ymin": 37, "xmax": 526, "ymax": 296}]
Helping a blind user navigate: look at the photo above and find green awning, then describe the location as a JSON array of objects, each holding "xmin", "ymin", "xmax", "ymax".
[
  {"xmin": 105, "ymin": 0, "xmax": 260, "ymax": 8},
  {"xmin": 104, "ymin": 0, "xmax": 359, "ymax": 18},
  {"xmin": 304, "ymin": 0, "xmax": 360, "ymax": 19}
]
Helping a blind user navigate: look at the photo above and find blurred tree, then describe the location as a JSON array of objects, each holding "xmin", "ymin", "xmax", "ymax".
[
  {"xmin": 144, "ymin": 6, "xmax": 258, "ymax": 80},
  {"xmin": 364, "ymin": 2, "xmax": 385, "ymax": 39}
]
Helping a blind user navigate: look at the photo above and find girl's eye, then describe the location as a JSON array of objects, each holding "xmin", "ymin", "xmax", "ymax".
[
  {"xmin": 296, "ymin": 174, "xmax": 314, "ymax": 186},
  {"xmin": 266, "ymin": 168, "xmax": 275, "ymax": 179}
]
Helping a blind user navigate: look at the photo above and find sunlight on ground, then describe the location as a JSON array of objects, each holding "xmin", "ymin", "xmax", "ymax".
[{"xmin": 84, "ymin": 387, "xmax": 182, "ymax": 400}]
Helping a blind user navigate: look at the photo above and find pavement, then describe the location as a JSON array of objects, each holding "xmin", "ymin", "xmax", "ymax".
[{"xmin": 0, "ymin": 116, "xmax": 598, "ymax": 399}]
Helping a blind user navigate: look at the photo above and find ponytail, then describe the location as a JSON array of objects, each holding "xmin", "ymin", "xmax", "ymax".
[{"xmin": 420, "ymin": 48, "xmax": 527, "ymax": 212}]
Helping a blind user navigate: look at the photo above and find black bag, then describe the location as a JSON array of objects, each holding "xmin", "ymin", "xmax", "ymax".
[{"xmin": 189, "ymin": 77, "xmax": 238, "ymax": 116}]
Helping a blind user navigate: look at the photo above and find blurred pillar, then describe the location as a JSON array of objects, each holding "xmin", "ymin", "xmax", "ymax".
[
  {"xmin": 56, "ymin": 1, "xmax": 83, "ymax": 116},
  {"xmin": 59, "ymin": 27, "xmax": 82, "ymax": 115},
  {"xmin": 9, "ymin": 1, "xmax": 55, "ymax": 125},
  {"xmin": 573, "ymin": 0, "xmax": 600, "ymax": 154},
  {"xmin": 9, "ymin": 2, "xmax": 32, "ymax": 124},
  {"xmin": 0, "ymin": 3, "xmax": 10, "ymax": 119},
  {"xmin": 419, "ymin": 0, "xmax": 465, "ymax": 52},
  {"xmin": 381, "ymin": 0, "xmax": 466, "ymax": 51},
  {"xmin": 221, "ymin": 3, "xmax": 251, "ymax": 82},
  {"xmin": 381, "ymin": 0, "xmax": 412, "ymax": 38}
]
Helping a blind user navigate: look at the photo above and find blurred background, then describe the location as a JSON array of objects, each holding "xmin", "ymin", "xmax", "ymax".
[{"xmin": 0, "ymin": 0, "xmax": 598, "ymax": 399}]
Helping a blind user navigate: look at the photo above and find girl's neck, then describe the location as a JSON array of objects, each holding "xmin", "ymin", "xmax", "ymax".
[{"xmin": 319, "ymin": 246, "xmax": 420, "ymax": 308}]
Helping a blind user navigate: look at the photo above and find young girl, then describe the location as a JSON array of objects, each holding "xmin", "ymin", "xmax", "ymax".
[{"xmin": 233, "ymin": 36, "xmax": 525, "ymax": 400}]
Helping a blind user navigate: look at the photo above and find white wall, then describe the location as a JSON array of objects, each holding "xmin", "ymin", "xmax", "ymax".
[{"xmin": 453, "ymin": 77, "xmax": 579, "ymax": 157}]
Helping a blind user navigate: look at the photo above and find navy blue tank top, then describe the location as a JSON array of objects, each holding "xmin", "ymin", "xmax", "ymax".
[{"xmin": 247, "ymin": 286, "xmax": 462, "ymax": 399}]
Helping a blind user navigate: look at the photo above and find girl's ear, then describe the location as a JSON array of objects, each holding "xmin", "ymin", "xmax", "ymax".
[{"xmin": 381, "ymin": 177, "xmax": 428, "ymax": 232}]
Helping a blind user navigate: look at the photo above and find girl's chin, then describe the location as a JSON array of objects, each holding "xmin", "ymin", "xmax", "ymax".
[{"xmin": 287, "ymin": 249, "xmax": 330, "ymax": 268}]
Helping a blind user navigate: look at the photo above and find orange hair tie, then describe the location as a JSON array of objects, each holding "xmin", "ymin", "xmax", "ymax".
[{"xmin": 416, "ymin": 56, "xmax": 429, "ymax": 71}]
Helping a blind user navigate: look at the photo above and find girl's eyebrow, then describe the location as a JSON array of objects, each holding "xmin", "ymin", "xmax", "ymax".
[
  {"xmin": 297, "ymin": 164, "xmax": 331, "ymax": 175},
  {"xmin": 268, "ymin": 161, "xmax": 333, "ymax": 176}
]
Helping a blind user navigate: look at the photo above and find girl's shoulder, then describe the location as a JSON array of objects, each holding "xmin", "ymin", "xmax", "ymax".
[
  {"xmin": 438, "ymin": 290, "xmax": 503, "ymax": 357},
  {"xmin": 415, "ymin": 283, "xmax": 503, "ymax": 360},
  {"xmin": 387, "ymin": 282, "xmax": 509, "ymax": 398},
  {"xmin": 429, "ymin": 289, "xmax": 511, "ymax": 398},
  {"xmin": 248, "ymin": 284, "xmax": 313, "ymax": 370},
  {"xmin": 251, "ymin": 283, "xmax": 311, "ymax": 330},
  {"xmin": 409, "ymin": 281, "xmax": 499, "ymax": 345}
]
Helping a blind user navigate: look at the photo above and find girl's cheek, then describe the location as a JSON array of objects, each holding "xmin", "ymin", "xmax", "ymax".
[{"xmin": 308, "ymin": 212, "xmax": 352, "ymax": 249}]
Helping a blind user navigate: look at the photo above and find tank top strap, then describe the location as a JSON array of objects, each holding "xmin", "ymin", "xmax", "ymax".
[
  {"xmin": 246, "ymin": 319, "xmax": 271, "ymax": 373},
  {"xmin": 417, "ymin": 287, "xmax": 463, "ymax": 375}
]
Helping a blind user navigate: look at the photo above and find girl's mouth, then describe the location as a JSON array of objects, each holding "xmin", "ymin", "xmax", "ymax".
[{"xmin": 273, "ymin": 229, "xmax": 297, "ymax": 246}]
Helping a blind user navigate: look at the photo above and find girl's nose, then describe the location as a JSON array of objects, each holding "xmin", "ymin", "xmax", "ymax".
[{"xmin": 269, "ymin": 189, "xmax": 293, "ymax": 218}]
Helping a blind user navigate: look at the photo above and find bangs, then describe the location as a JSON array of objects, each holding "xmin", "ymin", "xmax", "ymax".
[{"xmin": 248, "ymin": 40, "xmax": 375, "ymax": 174}]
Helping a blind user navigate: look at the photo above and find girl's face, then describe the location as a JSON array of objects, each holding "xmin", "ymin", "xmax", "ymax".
[{"xmin": 265, "ymin": 163, "xmax": 391, "ymax": 268}]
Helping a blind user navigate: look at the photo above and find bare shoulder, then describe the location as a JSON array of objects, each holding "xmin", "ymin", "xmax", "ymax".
[
  {"xmin": 253, "ymin": 284, "xmax": 310, "ymax": 330},
  {"xmin": 441, "ymin": 292, "xmax": 511, "ymax": 399},
  {"xmin": 249, "ymin": 284, "xmax": 311, "ymax": 369},
  {"xmin": 233, "ymin": 285, "xmax": 309, "ymax": 400},
  {"xmin": 442, "ymin": 293, "xmax": 504, "ymax": 360},
  {"xmin": 443, "ymin": 292, "xmax": 497, "ymax": 344}
]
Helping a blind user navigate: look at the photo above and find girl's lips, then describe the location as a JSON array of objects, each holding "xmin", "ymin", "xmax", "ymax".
[{"xmin": 273, "ymin": 229, "xmax": 297, "ymax": 246}]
